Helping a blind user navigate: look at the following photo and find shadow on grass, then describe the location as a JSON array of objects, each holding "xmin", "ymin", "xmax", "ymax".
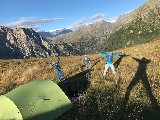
[
  {"xmin": 18, "ymin": 70, "xmax": 91, "ymax": 120},
  {"xmin": 58, "ymin": 57, "xmax": 103, "ymax": 99},
  {"xmin": 91, "ymin": 58, "xmax": 104, "ymax": 67},
  {"xmin": 58, "ymin": 69, "xmax": 91, "ymax": 99},
  {"xmin": 58, "ymin": 81, "xmax": 123, "ymax": 120},
  {"xmin": 58, "ymin": 57, "xmax": 160, "ymax": 120},
  {"xmin": 114, "ymin": 54, "xmax": 129, "ymax": 68},
  {"xmin": 12, "ymin": 57, "xmax": 160, "ymax": 120},
  {"xmin": 119, "ymin": 57, "xmax": 160, "ymax": 120}
]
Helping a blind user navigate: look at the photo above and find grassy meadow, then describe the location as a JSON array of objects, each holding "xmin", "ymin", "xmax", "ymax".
[{"xmin": 0, "ymin": 40, "xmax": 160, "ymax": 119}]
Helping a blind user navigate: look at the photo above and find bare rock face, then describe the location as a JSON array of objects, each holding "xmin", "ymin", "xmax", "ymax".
[
  {"xmin": 0, "ymin": 26, "xmax": 17, "ymax": 58},
  {"xmin": 0, "ymin": 26, "xmax": 80, "ymax": 59},
  {"xmin": 0, "ymin": 26, "xmax": 50, "ymax": 59}
]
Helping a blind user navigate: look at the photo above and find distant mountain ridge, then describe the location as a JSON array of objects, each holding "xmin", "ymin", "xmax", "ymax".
[
  {"xmin": 1, "ymin": 0, "xmax": 158, "ymax": 59},
  {"xmin": 51, "ymin": 8, "xmax": 139, "ymax": 53},
  {"xmin": 0, "ymin": 26, "xmax": 80, "ymax": 59},
  {"xmin": 55, "ymin": 20, "xmax": 116, "ymax": 54},
  {"xmin": 54, "ymin": 0, "xmax": 160, "ymax": 53},
  {"xmin": 38, "ymin": 29, "xmax": 72, "ymax": 39},
  {"xmin": 99, "ymin": 0, "xmax": 160, "ymax": 51}
]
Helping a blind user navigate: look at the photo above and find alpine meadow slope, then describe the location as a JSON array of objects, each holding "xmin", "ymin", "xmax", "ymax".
[
  {"xmin": 0, "ymin": 0, "xmax": 160, "ymax": 119},
  {"xmin": 0, "ymin": 39, "xmax": 160, "ymax": 119},
  {"xmin": 98, "ymin": 0, "xmax": 160, "ymax": 51}
]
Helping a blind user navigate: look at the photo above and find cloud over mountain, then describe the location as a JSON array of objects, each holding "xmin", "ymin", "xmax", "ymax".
[
  {"xmin": 107, "ymin": 17, "xmax": 118, "ymax": 23},
  {"xmin": 90, "ymin": 13, "xmax": 106, "ymax": 21},
  {"xmin": 68, "ymin": 19, "xmax": 89, "ymax": 30},
  {"xmin": 2, "ymin": 17, "xmax": 64, "ymax": 30}
]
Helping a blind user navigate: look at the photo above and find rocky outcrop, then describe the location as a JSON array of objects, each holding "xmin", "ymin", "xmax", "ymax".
[{"xmin": 0, "ymin": 26, "xmax": 80, "ymax": 59}]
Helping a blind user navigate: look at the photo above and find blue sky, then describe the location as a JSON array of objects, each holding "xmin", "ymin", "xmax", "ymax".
[{"xmin": 1, "ymin": 0, "xmax": 147, "ymax": 31}]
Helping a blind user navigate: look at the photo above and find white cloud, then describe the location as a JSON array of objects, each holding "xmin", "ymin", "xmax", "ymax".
[
  {"xmin": 67, "ymin": 14, "xmax": 107, "ymax": 31},
  {"xmin": 90, "ymin": 13, "xmax": 106, "ymax": 21},
  {"xmin": 107, "ymin": 17, "xmax": 118, "ymax": 23},
  {"xmin": 67, "ymin": 19, "xmax": 89, "ymax": 30},
  {"xmin": 3, "ymin": 17, "xmax": 64, "ymax": 30},
  {"xmin": 48, "ymin": 29, "xmax": 62, "ymax": 32},
  {"xmin": 124, "ymin": 10, "xmax": 132, "ymax": 14},
  {"xmin": 18, "ymin": 17, "xmax": 39, "ymax": 20}
]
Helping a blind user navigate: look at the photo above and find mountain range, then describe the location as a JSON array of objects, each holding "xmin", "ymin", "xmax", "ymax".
[
  {"xmin": 52, "ymin": 9, "xmax": 137, "ymax": 53},
  {"xmin": 38, "ymin": 29, "xmax": 72, "ymax": 39},
  {"xmin": 55, "ymin": 0, "xmax": 160, "ymax": 53},
  {"xmin": 0, "ymin": 26, "xmax": 80, "ymax": 59},
  {"xmin": 100, "ymin": 0, "xmax": 160, "ymax": 51},
  {"xmin": 0, "ymin": 0, "xmax": 159, "ymax": 59}
]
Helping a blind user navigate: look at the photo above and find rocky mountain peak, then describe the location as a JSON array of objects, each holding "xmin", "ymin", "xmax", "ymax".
[
  {"xmin": 0, "ymin": 26, "xmax": 11, "ymax": 32},
  {"xmin": 0, "ymin": 27, "xmax": 80, "ymax": 59}
]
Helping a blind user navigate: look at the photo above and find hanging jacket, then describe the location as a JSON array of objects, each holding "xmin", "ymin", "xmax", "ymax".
[{"xmin": 98, "ymin": 52, "xmax": 122, "ymax": 64}]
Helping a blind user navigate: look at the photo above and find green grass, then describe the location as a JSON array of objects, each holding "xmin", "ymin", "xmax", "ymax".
[{"xmin": 98, "ymin": 2, "xmax": 160, "ymax": 51}]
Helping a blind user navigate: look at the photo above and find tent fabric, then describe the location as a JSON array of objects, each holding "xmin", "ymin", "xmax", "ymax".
[
  {"xmin": 4, "ymin": 80, "xmax": 73, "ymax": 120},
  {"xmin": 0, "ymin": 95, "xmax": 23, "ymax": 120}
]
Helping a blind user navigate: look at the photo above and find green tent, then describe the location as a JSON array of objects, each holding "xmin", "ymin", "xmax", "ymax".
[
  {"xmin": 0, "ymin": 95, "xmax": 23, "ymax": 120},
  {"xmin": 0, "ymin": 80, "xmax": 72, "ymax": 120}
]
